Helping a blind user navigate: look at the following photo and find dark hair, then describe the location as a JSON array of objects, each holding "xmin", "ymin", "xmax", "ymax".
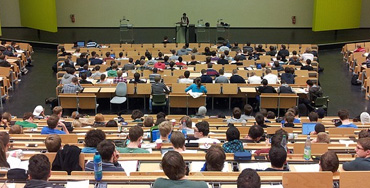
[
  {"xmin": 308, "ymin": 112, "xmax": 319, "ymax": 122},
  {"xmin": 195, "ymin": 77, "xmax": 202, "ymax": 89},
  {"xmin": 47, "ymin": 114, "xmax": 59, "ymax": 129},
  {"xmin": 28, "ymin": 154, "xmax": 50, "ymax": 180},
  {"xmin": 255, "ymin": 112, "xmax": 265, "ymax": 126},
  {"xmin": 0, "ymin": 132, "xmax": 9, "ymax": 148},
  {"xmin": 306, "ymin": 80, "xmax": 314, "ymax": 86},
  {"xmin": 157, "ymin": 112, "xmax": 166, "ymax": 119},
  {"xmin": 195, "ymin": 121, "xmax": 210, "ymax": 136},
  {"xmin": 84, "ymin": 129, "xmax": 106, "ymax": 147},
  {"xmin": 226, "ymin": 126, "xmax": 240, "ymax": 141},
  {"xmin": 260, "ymin": 109, "xmax": 267, "ymax": 117},
  {"xmin": 97, "ymin": 140, "xmax": 116, "ymax": 161},
  {"xmin": 359, "ymin": 129, "xmax": 370, "ymax": 139},
  {"xmin": 248, "ymin": 125, "xmax": 264, "ymax": 141},
  {"xmin": 233, "ymin": 107, "xmax": 242, "ymax": 119},
  {"xmin": 131, "ymin": 109, "xmax": 144, "ymax": 120},
  {"xmin": 261, "ymin": 79, "xmax": 268, "ymax": 86},
  {"xmin": 269, "ymin": 146, "xmax": 287, "ymax": 168},
  {"xmin": 161, "ymin": 151, "xmax": 186, "ymax": 180},
  {"xmin": 267, "ymin": 111, "xmax": 275, "ymax": 119},
  {"xmin": 285, "ymin": 112, "xmax": 295, "ymax": 124},
  {"xmin": 129, "ymin": 125, "xmax": 144, "ymax": 142},
  {"xmin": 338, "ymin": 109, "xmax": 349, "ymax": 120},
  {"xmin": 244, "ymin": 104, "xmax": 253, "ymax": 116},
  {"xmin": 23, "ymin": 112, "xmax": 34, "ymax": 120},
  {"xmin": 315, "ymin": 123, "xmax": 325, "ymax": 134},
  {"xmin": 170, "ymin": 131, "xmax": 185, "ymax": 149},
  {"xmin": 205, "ymin": 145, "xmax": 226, "ymax": 171},
  {"xmin": 358, "ymin": 137, "xmax": 370, "ymax": 151},
  {"xmin": 237, "ymin": 168, "xmax": 261, "ymax": 188},
  {"xmin": 184, "ymin": 71, "xmax": 190, "ymax": 78},
  {"xmin": 106, "ymin": 120, "xmax": 118, "ymax": 127},
  {"xmin": 320, "ymin": 151, "xmax": 339, "ymax": 172}
]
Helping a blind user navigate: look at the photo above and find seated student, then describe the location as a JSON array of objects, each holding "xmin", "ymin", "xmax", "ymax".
[
  {"xmin": 192, "ymin": 121, "xmax": 220, "ymax": 144},
  {"xmin": 113, "ymin": 70, "xmax": 126, "ymax": 84},
  {"xmin": 248, "ymin": 72, "xmax": 262, "ymax": 84},
  {"xmin": 14, "ymin": 112, "xmax": 37, "ymax": 128},
  {"xmin": 33, "ymin": 105, "xmax": 45, "ymax": 119},
  {"xmin": 283, "ymin": 112, "xmax": 295, "ymax": 128},
  {"xmin": 156, "ymin": 121, "xmax": 172, "ymax": 143},
  {"xmin": 194, "ymin": 106, "xmax": 208, "ymax": 118},
  {"xmin": 78, "ymin": 64, "xmax": 92, "ymax": 77},
  {"xmin": 241, "ymin": 104, "xmax": 254, "ymax": 120},
  {"xmin": 61, "ymin": 67, "xmax": 76, "ymax": 85},
  {"xmin": 153, "ymin": 151, "xmax": 208, "ymax": 188},
  {"xmin": 223, "ymin": 126, "xmax": 245, "ymax": 153},
  {"xmin": 254, "ymin": 112, "xmax": 269, "ymax": 128},
  {"xmin": 9, "ymin": 125, "xmax": 23, "ymax": 134},
  {"xmin": 129, "ymin": 72, "xmax": 146, "ymax": 83},
  {"xmin": 201, "ymin": 145, "xmax": 226, "ymax": 171},
  {"xmin": 131, "ymin": 109, "xmax": 144, "ymax": 122},
  {"xmin": 265, "ymin": 146, "xmax": 289, "ymax": 171},
  {"xmin": 281, "ymin": 67, "xmax": 295, "ymax": 84},
  {"xmin": 92, "ymin": 113, "xmax": 105, "ymax": 127},
  {"xmin": 243, "ymin": 125, "xmax": 264, "ymax": 143},
  {"xmin": 149, "ymin": 68, "xmax": 161, "ymax": 83},
  {"xmin": 267, "ymin": 111, "xmax": 276, "ymax": 120},
  {"xmin": 319, "ymin": 151, "xmax": 339, "ymax": 173},
  {"xmin": 90, "ymin": 66, "xmax": 102, "ymax": 78},
  {"xmin": 215, "ymin": 69, "xmax": 229, "ymax": 83},
  {"xmin": 178, "ymin": 70, "xmax": 193, "ymax": 84},
  {"xmin": 185, "ymin": 77, "xmax": 207, "ymax": 93},
  {"xmin": 237, "ymin": 168, "xmax": 261, "ymax": 188},
  {"xmin": 62, "ymin": 77, "xmax": 83, "ymax": 93},
  {"xmin": 277, "ymin": 80, "xmax": 294, "ymax": 94},
  {"xmin": 280, "ymin": 107, "xmax": 301, "ymax": 124},
  {"xmin": 359, "ymin": 129, "xmax": 370, "ymax": 139},
  {"xmin": 310, "ymin": 123, "xmax": 325, "ymax": 135},
  {"xmin": 45, "ymin": 134, "xmax": 62, "ymax": 152},
  {"xmin": 301, "ymin": 59, "xmax": 314, "ymax": 71},
  {"xmin": 24, "ymin": 154, "xmax": 64, "ymax": 188},
  {"xmin": 256, "ymin": 79, "xmax": 277, "ymax": 94},
  {"xmin": 0, "ymin": 112, "xmax": 12, "ymax": 128},
  {"xmin": 105, "ymin": 120, "xmax": 118, "ymax": 127},
  {"xmin": 170, "ymin": 131, "xmax": 186, "ymax": 153},
  {"xmin": 254, "ymin": 129, "xmax": 289, "ymax": 156},
  {"xmin": 0, "ymin": 139, "xmax": 9, "ymax": 168},
  {"xmin": 143, "ymin": 116, "xmax": 154, "ymax": 127},
  {"xmin": 343, "ymin": 137, "xmax": 370, "ymax": 171},
  {"xmin": 200, "ymin": 69, "xmax": 213, "ymax": 83},
  {"xmin": 107, "ymin": 64, "xmax": 119, "ymax": 77},
  {"xmin": 85, "ymin": 140, "xmax": 124, "ymax": 171},
  {"xmin": 260, "ymin": 109, "xmax": 271, "ymax": 123},
  {"xmin": 41, "ymin": 115, "xmax": 69, "ymax": 134},
  {"xmin": 79, "ymin": 73, "xmax": 92, "ymax": 84},
  {"xmin": 179, "ymin": 116, "xmax": 194, "ymax": 134},
  {"xmin": 230, "ymin": 69, "xmax": 246, "ymax": 83},
  {"xmin": 360, "ymin": 112, "xmax": 370, "ymax": 125},
  {"xmin": 337, "ymin": 109, "xmax": 358, "ymax": 128},
  {"xmin": 117, "ymin": 126, "xmax": 149, "ymax": 153},
  {"xmin": 217, "ymin": 54, "xmax": 229, "ymax": 65},
  {"xmin": 206, "ymin": 63, "xmax": 219, "ymax": 77},
  {"xmin": 81, "ymin": 129, "xmax": 106, "ymax": 153},
  {"xmin": 227, "ymin": 107, "xmax": 247, "ymax": 124},
  {"xmin": 98, "ymin": 74, "xmax": 110, "ymax": 84},
  {"xmin": 312, "ymin": 132, "xmax": 330, "ymax": 143}
]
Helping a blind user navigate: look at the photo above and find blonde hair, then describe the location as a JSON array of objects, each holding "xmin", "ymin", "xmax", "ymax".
[
  {"xmin": 316, "ymin": 132, "xmax": 330, "ymax": 143},
  {"xmin": 159, "ymin": 121, "xmax": 172, "ymax": 137},
  {"xmin": 9, "ymin": 125, "xmax": 23, "ymax": 134},
  {"xmin": 72, "ymin": 119, "xmax": 83, "ymax": 127}
]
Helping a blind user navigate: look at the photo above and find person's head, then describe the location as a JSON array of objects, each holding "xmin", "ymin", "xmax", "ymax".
[
  {"xmin": 265, "ymin": 68, "xmax": 271, "ymax": 75},
  {"xmin": 197, "ymin": 106, "xmax": 207, "ymax": 116},
  {"xmin": 205, "ymin": 145, "xmax": 226, "ymax": 171},
  {"xmin": 131, "ymin": 109, "xmax": 144, "ymax": 120},
  {"xmin": 359, "ymin": 129, "xmax": 370, "ymax": 139},
  {"xmin": 106, "ymin": 120, "xmax": 118, "ymax": 127},
  {"xmin": 157, "ymin": 112, "xmax": 166, "ymax": 119},
  {"xmin": 218, "ymin": 69, "xmax": 224, "ymax": 76},
  {"xmin": 244, "ymin": 104, "xmax": 253, "ymax": 116},
  {"xmin": 119, "ymin": 52, "xmax": 124, "ymax": 58},
  {"xmin": 268, "ymin": 146, "xmax": 287, "ymax": 169},
  {"xmin": 28, "ymin": 154, "xmax": 50, "ymax": 180},
  {"xmin": 1, "ymin": 112, "xmax": 11, "ymax": 124},
  {"xmin": 232, "ymin": 69, "xmax": 238, "ymax": 75},
  {"xmin": 97, "ymin": 140, "xmax": 117, "ymax": 162},
  {"xmin": 233, "ymin": 107, "xmax": 242, "ymax": 119},
  {"xmin": 226, "ymin": 126, "xmax": 240, "ymax": 141},
  {"xmin": 267, "ymin": 111, "xmax": 275, "ymax": 119},
  {"xmin": 314, "ymin": 123, "xmax": 325, "ymax": 134},
  {"xmin": 84, "ymin": 129, "xmax": 106, "ymax": 147},
  {"xmin": 117, "ymin": 70, "xmax": 123, "ymax": 77},
  {"xmin": 316, "ymin": 108, "xmax": 326, "ymax": 118},
  {"xmin": 95, "ymin": 113, "xmax": 105, "ymax": 122},
  {"xmin": 261, "ymin": 79, "xmax": 268, "ymax": 86},
  {"xmin": 159, "ymin": 121, "xmax": 172, "ymax": 138},
  {"xmin": 169, "ymin": 61, "xmax": 175, "ymax": 68},
  {"xmin": 180, "ymin": 116, "xmax": 192, "ymax": 128},
  {"xmin": 205, "ymin": 57, "xmax": 211, "ymax": 63},
  {"xmin": 338, "ymin": 109, "xmax": 350, "ymax": 120},
  {"xmin": 306, "ymin": 80, "xmax": 314, "ymax": 87},
  {"xmin": 194, "ymin": 121, "xmax": 210, "ymax": 138},
  {"xmin": 154, "ymin": 76, "xmax": 161, "ymax": 83},
  {"xmin": 254, "ymin": 112, "xmax": 264, "ymax": 126},
  {"xmin": 112, "ymin": 64, "xmax": 118, "ymax": 70},
  {"xmin": 66, "ymin": 67, "xmax": 75, "ymax": 75},
  {"xmin": 184, "ymin": 71, "xmax": 190, "ymax": 78},
  {"xmin": 143, "ymin": 116, "xmax": 154, "ymax": 127},
  {"xmin": 128, "ymin": 125, "xmax": 144, "ymax": 142},
  {"xmin": 133, "ymin": 72, "xmax": 141, "ymax": 81},
  {"xmin": 356, "ymin": 137, "xmax": 370, "ymax": 158},
  {"xmin": 273, "ymin": 61, "xmax": 280, "ymax": 67},
  {"xmin": 53, "ymin": 106, "xmax": 63, "ymax": 117},
  {"xmin": 45, "ymin": 134, "xmax": 62, "ymax": 152},
  {"xmin": 237, "ymin": 168, "xmax": 261, "ymax": 188},
  {"xmin": 9, "ymin": 125, "xmax": 23, "ymax": 134},
  {"xmin": 316, "ymin": 132, "xmax": 330, "ymax": 143},
  {"xmin": 47, "ymin": 115, "xmax": 59, "ymax": 129},
  {"xmin": 308, "ymin": 112, "xmax": 319, "ymax": 122},
  {"xmin": 285, "ymin": 112, "xmax": 295, "ymax": 124},
  {"xmin": 201, "ymin": 69, "xmax": 207, "ymax": 75},
  {"xmin": 360, "ymin": 112, "xmax": 370, "ymax": 124},
  {"xmin": 207, "ymin": 63, "xmax": 213, "ymax": 69},
  {"xmin": 204, "ymin": 47, "xmax": 210, "ymax": 52},
  {"xmin": 306, "ymin": 59, "xmax": 311, "ymax": 65},
  {"xmin": 161, "ymin": 151, "xmax": 186, "ymax": 180},
  {"xmin": 170, "ymin": 131, "xmax": 185, "ymax": 149},
  {"xmin": 22, "ymin": 112, "xmax": 34, "ymax": 122},
  {"xmin": 248, "ymin": 125, "xmax": 264, "ymax": 141},
  {"xmin": 319, "ymin": 151, "xmax": 339, "ymax": 173}
]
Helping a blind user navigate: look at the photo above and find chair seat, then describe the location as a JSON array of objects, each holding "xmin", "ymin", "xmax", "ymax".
[
  {"xmin": 152, "ymin": 102, "xmax": 166, "ymax": 106},
  {"xmin": 110, "ymin": 96, "xmax": 127, "ymax": 104}
]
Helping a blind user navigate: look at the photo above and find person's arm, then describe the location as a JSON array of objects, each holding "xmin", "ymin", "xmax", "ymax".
[
  {"xmin": 343, "ymin": 161, "xmax": 356, "ymax": 171},
  {"xmin": 272, "ymin": 87, "xmax": 277, "ymax": 93},
  {"xmin": 163, "ymin": 84, "xmax": 170, "ymax": 94},
  {"xmin": 58, "ymin": 121, "xmax": 69, "ymax": 134},
  {"xmin": 203, "ymin": 86, "xmax": 207, "ymax": 94},
  {"xmin": 185, "ymin": 84, "xmax": 193, "ymax": 92}
]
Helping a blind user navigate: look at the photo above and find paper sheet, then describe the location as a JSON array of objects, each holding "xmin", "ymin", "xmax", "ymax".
[
  {"xmin": 239, "ymin": 162, "xmax": 271, "ymax": 171},
  {"xmin": 292, "ymin": 164, "xmax": 320, "ymax": 172},
  {"xmin": 118, "ymin": 161, "xmax": 138, "ymax": 176},
  {"xmin": 190, "ymin": 161, "xmax": 229, "ymax": 172},
  {"xmin": 66, "ymin": 180, "xmax": 89, "ymax": 188}
]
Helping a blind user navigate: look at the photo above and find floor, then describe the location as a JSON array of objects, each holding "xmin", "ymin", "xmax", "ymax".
[{"xmin": 1, "ymin": 47, "xmax": 369, "ymax": 118}]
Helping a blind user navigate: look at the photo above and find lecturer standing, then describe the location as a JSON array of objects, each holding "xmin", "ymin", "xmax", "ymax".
[{"xmin": 180, "ymin": 13, "xmax": 189, "ymax": 42}]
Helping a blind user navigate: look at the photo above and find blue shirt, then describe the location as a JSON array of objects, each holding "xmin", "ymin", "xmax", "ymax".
[
  {"xmin": 41, "ymin": 127, "xmax": 66, "ymax": 134},
  {"xmin": 338, "ymin": 123, "xmax": 358, "ymax": 128},
  {"xmin": 185, "ymin": 84, "xmax": 207, "ymax": 93},
  {"xmin": 81, "ymin": 147, "xmax": 97, "ymax": 153},
  {"xmin": 281, "ymin": 118, "xmax": 301, "ymax": 125}
]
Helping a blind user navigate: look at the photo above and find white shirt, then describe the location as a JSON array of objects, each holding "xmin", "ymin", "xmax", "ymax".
[
  {"xmin": 301, "ymin": 53, "xmax": 314, "ymax": 61},
  {"xmin": 190, "ymin": 137, "xmax": 220, "ymax": 144},
  {"xmin": 248, "ymin": 75, "xmax": 262, "ymax": 84},
  {"xmin": 263, "ymin": 73, "xmax": 279, "ymax": 84},
  {"xmin": 178, "ymin": 78, "xmax": 193, "ymax": 84}
]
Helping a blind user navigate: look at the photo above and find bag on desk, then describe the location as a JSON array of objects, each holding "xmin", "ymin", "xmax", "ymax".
[{"xmin": 234, "ymin": 151, "xmax": 252, "ymax": 161}]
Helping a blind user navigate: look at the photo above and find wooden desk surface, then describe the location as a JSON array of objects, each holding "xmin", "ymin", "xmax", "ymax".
[
  {"xmin": 100, "ymin": 87, "xmax": 116, "ymax": 93},
  {"xmin": 83, "ymin": 88, "xmax": 100, "ymax": 93}
]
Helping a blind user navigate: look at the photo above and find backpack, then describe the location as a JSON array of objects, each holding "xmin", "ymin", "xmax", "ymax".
[{"xmin": 351, "ymin": 74, "xmax": 361, "ymax": 85}]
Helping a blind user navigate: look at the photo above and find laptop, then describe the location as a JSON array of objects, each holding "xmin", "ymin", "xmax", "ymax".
[
  {"xmin": 76, "ymin": 41, "xmax": 85, "ymax": 47},
  {"xmin": 302, "ymin": 123, "xmax": 316, "ymax": 135}
]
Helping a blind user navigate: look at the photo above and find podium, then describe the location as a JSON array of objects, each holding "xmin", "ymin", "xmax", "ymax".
[
  {"xmin": 120, "ymin": 18, "xmax": 134, "ymax": 43},
  {"xmin": 216, "ymin": 23, "xmax": 230, "ymax": 43},
  {"xmin": 196, "ymin": 23, "xmax": 210, "ymax": 43},
  {"xmin": 176, "ymin": 22, "xmax": 188, "ymax": 43}
]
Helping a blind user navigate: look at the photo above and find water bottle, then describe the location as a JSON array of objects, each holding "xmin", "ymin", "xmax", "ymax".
[
  {"xmin": 181, "ymin": 120, "xmax": 188, "ymax": 139},
  {"xmin": 303, "ymin": 135, "xmax": 311, "ymax": 160},
  {"xmin": 94, "ymin": 151, "xmax": 103, "ymax": 181},
  {"xmin": 281, "ymin": 135, "xmax": 287, "ymax": 152}
]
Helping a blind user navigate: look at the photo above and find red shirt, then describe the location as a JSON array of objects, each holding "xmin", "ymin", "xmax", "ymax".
[{"xmin": 154, "ymin": 62, "xmax": 166, "ymax": 70}]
